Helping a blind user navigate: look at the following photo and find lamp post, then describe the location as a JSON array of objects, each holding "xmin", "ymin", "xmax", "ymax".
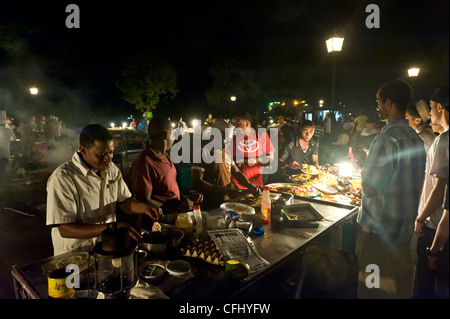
[
  {"xmin": 326, "ymin": 36, "xmax": 344, "ymax": 109},
  {"xmin": 29, "ymin": 87, "xmax": 38, "ymax": 95},
  {"xmin": 408, "ymin": 67, "xmax": 420, "ymax": 77}
]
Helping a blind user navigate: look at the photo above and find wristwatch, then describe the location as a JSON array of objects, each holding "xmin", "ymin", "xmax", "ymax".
[{"xmin": 425, "ymin": 247, "xmax": 438, "ymax": 258}]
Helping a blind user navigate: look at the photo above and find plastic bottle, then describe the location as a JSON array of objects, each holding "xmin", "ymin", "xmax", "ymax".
[
  {"xmin": 261, "ymin": 186, "xmax": 271, "ymax": 224},
  {"xmin": 193, "ymin": 205, "xmax": 203, "ymax": 239}
]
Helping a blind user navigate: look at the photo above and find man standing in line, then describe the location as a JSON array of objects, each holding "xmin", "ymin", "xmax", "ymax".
[
  {"xmin": 0, "ymin": 111, "xmax": 16, "ymax": 191},
  {"xmin": 413, "ymin": 86, "xmax": 449, "ymax": 299},
  {"xmin": 356, "ymin": 79, "xmax": 427, "ymax": 299}
]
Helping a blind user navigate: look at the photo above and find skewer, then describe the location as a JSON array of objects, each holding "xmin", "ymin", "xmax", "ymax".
[{"xmin": 3, "ymin": 207, "xmax": 36, "ymax": 218}]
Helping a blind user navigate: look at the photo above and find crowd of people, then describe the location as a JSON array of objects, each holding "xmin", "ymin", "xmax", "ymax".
[{"xmin": 3, "ymin": 79, "xmax": 448, "ymax": 299}]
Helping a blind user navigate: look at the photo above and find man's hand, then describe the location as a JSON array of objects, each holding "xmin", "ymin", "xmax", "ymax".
[
  {"xmin": 117, "ymin": 221, "xmax": 142, "ymax": 241},
  {"xmin": 248, "ymin": 184, "xmax": 262, "ymax": 197},
  {"xmin": 414, "ymin": 220, "xmax": 425, "ymax": 237},
  {"xmin": 289, "ymin": 161, "xmax": 301, "ymax": 170},
  {"xmin": 427, "ymin": 256, "xmax": 438, "ymax": 270},
  {"xmin": 190, "ymin": 192, "xmax": 204, "ymax": 205}
]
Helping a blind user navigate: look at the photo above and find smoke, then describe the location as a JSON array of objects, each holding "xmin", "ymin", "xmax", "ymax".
[{"xmin": 0, "ymin": 33, "xmax": 93, "ymax": 129}]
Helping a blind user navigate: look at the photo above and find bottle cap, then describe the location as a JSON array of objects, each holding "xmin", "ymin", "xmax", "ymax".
[
  {"xmin": 193, "ymin": 205, "xmax": 200, "ymax": 211},
  {"xmin": 263, "ymin": 186, "xmax": 269, "ymax": 191}
]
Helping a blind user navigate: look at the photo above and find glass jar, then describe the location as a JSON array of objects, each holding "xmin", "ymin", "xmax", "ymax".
[{"xmin": 176, "ymin": 213, "xmax": 193, "ymax": 245}]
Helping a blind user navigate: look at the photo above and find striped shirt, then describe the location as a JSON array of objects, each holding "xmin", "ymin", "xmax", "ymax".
[{"xmin": 357, "ymin": 119, "xmax": 426, "ymax": 246}]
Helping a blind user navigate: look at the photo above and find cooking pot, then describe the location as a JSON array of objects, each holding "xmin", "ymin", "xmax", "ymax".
[{"xmin": 140, "ymin": 225, "xmax": 184, "ymax": 254}]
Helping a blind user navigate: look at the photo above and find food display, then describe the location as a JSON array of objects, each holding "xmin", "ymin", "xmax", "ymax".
[
  {"xmin": 266, "ymin": 183, "xmax": 320, "ymax": 198},
  {"xmin": 344, "ymin": 188, "xmax": 362, "ymax": 206},
  {"xmin": 301, "ymin": 164, "xmax": 320, "ymax": 175},
  {"xmin": 288, "ymin": 174, "xmax": 311, "ymax": 183},
  {"xmin": 266, "ymin": 169, "xmax": 361, "ymax": 207}
]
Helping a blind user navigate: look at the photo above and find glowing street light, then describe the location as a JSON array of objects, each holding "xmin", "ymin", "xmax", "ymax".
[
  {"xmin": 325, "ymin": 35, "xmax": 344, "ymax": 109},
  {"xmin": 408, "ymin": 67, "xmax": 420, "ymax": 77},
  {"xmin": 326, "ymin": 37, "xmax": 344, "ymax": 53},
  {"xmin": 230, "ymin": 96, "xmax": 236, "ymax": 102},
  {"xmin": 110, "ymin": 123, "xmax": 115, "ymax": 128},
  {"xmin": 29, "ymin": 87, "xmax": 38, "ymax": 95}
]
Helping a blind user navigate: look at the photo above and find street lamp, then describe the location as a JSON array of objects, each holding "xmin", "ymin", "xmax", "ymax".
[
  {"xmin": 325, "ymin": 36, "xmax": 344, "ymax": 109},
  {"xmin": 230, "ymin": 96, "xmax": 236, "ymax": 102},
  {"xmin": 408, "ymin": 67, "xmax": 420, "ymax": 77},
  {"xmin": 29, "ymin": 87, "xmax": 38, "ymax": 95}
]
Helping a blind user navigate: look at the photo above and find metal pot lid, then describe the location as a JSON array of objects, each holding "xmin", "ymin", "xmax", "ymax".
[{"xmin": 166, "ymin": 260, "xmax": 191, "ymax": 277}]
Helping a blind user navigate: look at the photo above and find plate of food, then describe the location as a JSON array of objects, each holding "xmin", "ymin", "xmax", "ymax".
[
  {"xmin": 289, "ymin": 185, "xmax": 321, "ymax": 198},
  {"xmin": 220, "ymin": 202, "xmax": 255, "ymax": 215},
  {"xmin": 265, "ymin": 183, "xmax": 294, "ymax": 193},
  {"xmin": 288, "ymin": 174, "xmax": 311, "ymax": 183},
  {"xmin": 300, "ymin": 164, "xmax": 321, "ymax": 176}
]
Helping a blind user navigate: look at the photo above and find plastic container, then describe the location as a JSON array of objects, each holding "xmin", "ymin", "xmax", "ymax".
[
  {"xmin": 261, "ymin": 186, "xmax": 271, "ymax": 224},
  {"xmin": 176, "ymin": 213, "xmax": 193, "ymax": 245},
  {"xmin": 193, "ymin": 205, "xmax": 203, "ymax": 239}
]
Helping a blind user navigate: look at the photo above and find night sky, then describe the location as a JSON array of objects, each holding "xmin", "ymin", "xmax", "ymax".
[{"xmin": 0, "ymin": 0, "xmax": 448, "ymax": 126}]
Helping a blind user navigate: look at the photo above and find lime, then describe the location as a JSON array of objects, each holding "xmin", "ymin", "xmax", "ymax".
[{"xmin": 226, "ymin": 260, "xmax": 250, "ymax": 280}]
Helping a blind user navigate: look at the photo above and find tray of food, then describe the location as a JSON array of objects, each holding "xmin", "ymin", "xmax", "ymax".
[
  {"xmin": 300, "ymin": 164, "xmax": 321, "ymax": 176},
  {"xmin": 282, "ymin": 203, "xmax": 324, "ymax": 222},
  {"xmin": 265, "ymin": 183, "xmax": 321, "ymax": 198},
  {"xmin": 266, "ymin": 182, "xmax": 356, "ymax": 208}
]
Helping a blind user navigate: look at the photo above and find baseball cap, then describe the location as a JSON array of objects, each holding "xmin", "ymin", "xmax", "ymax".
[{"xmin": 430, "ymin": 86, "xmax": 449, "ymax": 111}]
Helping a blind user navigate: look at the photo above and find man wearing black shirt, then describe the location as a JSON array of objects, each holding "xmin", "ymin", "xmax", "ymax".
[{"xmin": 279, "ymin": 120, "xmax": 319, "ymax": 175}]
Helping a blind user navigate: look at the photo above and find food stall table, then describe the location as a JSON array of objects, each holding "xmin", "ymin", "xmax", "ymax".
[{"xmin": 11, "ymin": 197, "xmax": 358, "ymax": 299}]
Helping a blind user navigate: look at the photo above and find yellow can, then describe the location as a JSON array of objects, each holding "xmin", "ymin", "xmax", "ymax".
[{"xmin": 47, "ymin": 268, "xmax": 76, "ymax": 299}]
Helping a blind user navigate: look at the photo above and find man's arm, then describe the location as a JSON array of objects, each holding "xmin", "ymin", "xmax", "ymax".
[
  {"xmin": 119, "ymin": 196, "xmax": 161, "ymax": 220},
  {"xmin": 312, "ymin": 154, "xmax": 319, "ymax": 169},
  {"xmin": 427, "ymin": 209, "xmax": 449, "ymax": 270},
  {"xmin": 192, "ymin": 166, "xmax": 244, "ymax": 198},
  {"xmin": 415, "ymin": 176, "xmax": 447, "ymax": 236},
  {"xmin": 361, "ymin": 182, "xmax": 377, "ymax": 198},
  {"xmin": 230, "ymin": 164, "xmax": 260, "ymax": 196}
]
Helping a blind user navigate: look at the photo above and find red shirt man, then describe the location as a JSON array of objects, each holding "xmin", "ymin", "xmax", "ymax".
[{"xmin": 229, "ymin": 112, "xmax": 275, "ymax": 188}]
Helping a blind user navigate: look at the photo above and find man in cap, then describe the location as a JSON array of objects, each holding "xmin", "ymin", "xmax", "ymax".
[
  {"xmin": 405, "ymin": 100, "xmax": 435, "ymax": 154},
  {"xmin": 414, "ymin": 86, "xmax": 449, "ymax": 298},
  {"xmin": 191, "ymin": 119, "xmax": 261, "ymax": 210}
]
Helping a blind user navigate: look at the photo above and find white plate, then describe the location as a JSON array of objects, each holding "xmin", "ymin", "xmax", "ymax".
[
  {"xmin": 312, "ymin": 184, "xmax": 338, "ymax": 195},
  {"xmin": 220, "ymin": 202, "xmax": 255, "ymax": 215}
]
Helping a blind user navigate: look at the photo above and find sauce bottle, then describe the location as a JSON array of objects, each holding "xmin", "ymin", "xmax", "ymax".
[
  {"xmin": 261, "ymin": 186, "xmax": 271, "ymax": 224},
  {"xmin": 193, "ymin": 205, "xmax": 203, "ymax": 239}
]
